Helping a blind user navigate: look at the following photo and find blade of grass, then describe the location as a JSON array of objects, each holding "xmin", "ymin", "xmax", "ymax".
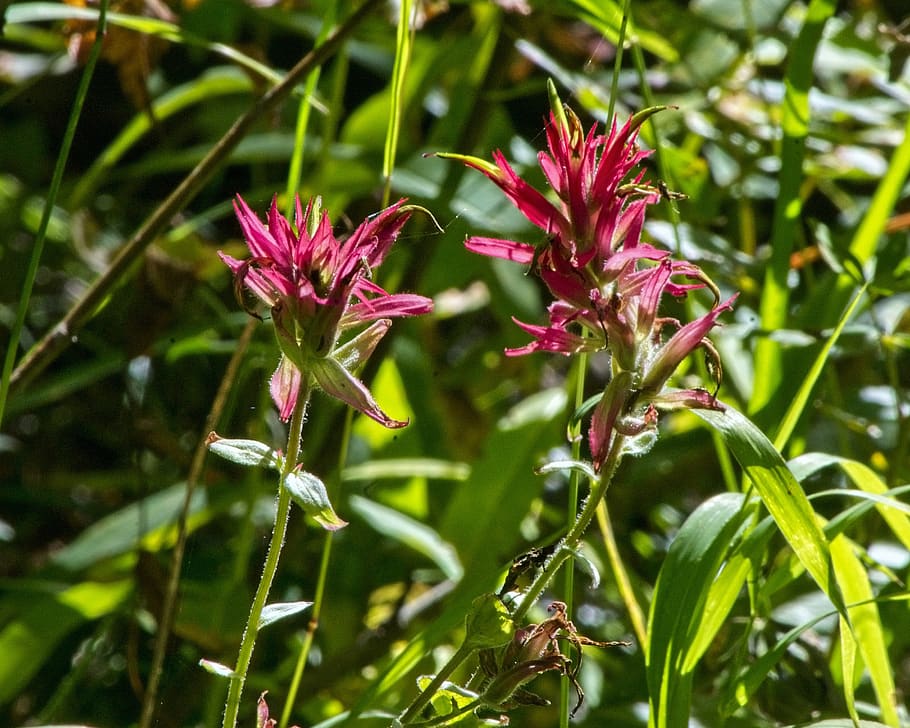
[
  {"xmin": 773, "ymin": 283, "xmax": 869, "ymax": 452},
  {"xmin": 646, "ymin": 492, "xmax": 747, "ymax": 728},
  {"xmin": 0, "ymin": 0, "xmax": 110, "ymax": 428},
  {"xmin": 381, "ymin": 0, "xmax": 415, "ymax": 206},
  {"xmin": 831, "ymin": 533, "xmax": 900, "ymax": 726},
  {"xmin": 748, "ymin": 0, "xmax": 837, "ymax": 423},
  {"xmin": 6, "ymin": 2, "xmax": 284, "ymax": 86},
  {"xmin": 695, "ymin": 404, "xmax": 843, "ymax": 611}
]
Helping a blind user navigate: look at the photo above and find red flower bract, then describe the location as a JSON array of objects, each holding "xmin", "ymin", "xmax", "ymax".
[
  {"xmin": 220, "ymin": 195, "xmax": 433, "ymax": 427},
  {"xmin": 445, "ymin": 92, "xmax": 736, "ymax": 469}
]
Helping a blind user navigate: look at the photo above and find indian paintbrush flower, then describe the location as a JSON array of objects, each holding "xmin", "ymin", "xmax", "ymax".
[
  {"xmin": 442, "ymin": 85, "xmax": 736, "ymax": 468},
  {"xmin": 220, "ymin": 195, "xmax": 433, "ymax": 427}
]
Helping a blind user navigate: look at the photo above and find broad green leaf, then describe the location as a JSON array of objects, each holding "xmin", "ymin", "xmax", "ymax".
[
  {"xmin": 791, "ymin": 453, "xmax": 910, "ymax": 551},
  {"xmin": 343, "ymin": 458, "xmax": 470, "ymax": 482},
  {"xmin": 348, "ymin": 495, "xmax": 463, "ymax": 581},
  {"xmin": 646, "ymin": 492, "xmax": 747, "ymax": 728},
  {"xmin": 0, "ymin": 580, "xmax": 131, "ymax": 706},
  {"xmin": 830, "ymin": 534, "xmax": 900, "ymax": 726},
  {"xmin": 686, "ymin": 509, "xmax": 776, "ymax": 671},
  {"xmin": 695, "ymin": 405, "xmax": 841, "ymax": 608},
  {"xmin": 51, "ymin": 482, "xmax": 207, "ymax": 571}
]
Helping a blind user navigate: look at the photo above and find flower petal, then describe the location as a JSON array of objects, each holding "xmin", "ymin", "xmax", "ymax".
[
  {"xmin": 640, "ymin": 294, "xmax": 738, "ymax": 396},
  {"xmin": 270, "ymin": 355, "xmax": 302, "ymax": 422},
  {"xmin": 332, "ymin": 319, "xmax": 391, "ymax": 371},
  {"xmin": 343, "ymin": 293, "xmax": 434, "ymax": 327},
  {"xmin": 310, "ymin": 356, "xmax": 408, "ymax": 428},
  {"xmin": 465, "ymin": 236, "xmax": 537, "ymax": 264}
]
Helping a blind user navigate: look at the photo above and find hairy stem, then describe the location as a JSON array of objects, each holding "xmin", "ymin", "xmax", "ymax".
[
  {"xmin": 512, "ymin": 435, "xmax": 626, "ymax": 625},
  {"xmin": 398, "ymin": 641, "xmax": 476, "ymax": 724},
  {"xmin": 222, "ymin": 381, "xmax": 312, "ymax": 728}
]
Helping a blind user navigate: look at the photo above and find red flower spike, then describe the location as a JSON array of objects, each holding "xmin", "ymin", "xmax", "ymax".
[
  {"xmin": 446, "ymin": 89, "xmax": 737, "ymax": 467},
  {"xmin": 222, "ymin": 195, "xmax": 433, "ymax": 425}
]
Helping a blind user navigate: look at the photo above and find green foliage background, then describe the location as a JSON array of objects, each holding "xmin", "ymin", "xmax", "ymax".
[{"xmin": 1, "ymin": 1, "xmax": 909, "ymax": 726}]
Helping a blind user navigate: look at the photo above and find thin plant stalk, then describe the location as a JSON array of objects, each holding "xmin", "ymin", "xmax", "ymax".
[
  {"xmin": 512, "ymin": 435, "xmax": 627, "ymax": 625},
  {"xmin": 399, "ymin": 436, "xmax": 628, "ymax": 726},
  {"xmin": 596, "ymin": 500, "xmax": 647, "ymax": 648},
  {"xmin": 398, "ymin": 641, "xmax": 477, "ymax": 724},
  {"xmin": 0, "ymin": 0, "xmax": 110, "ymax": 427},
  {"xmin": 381, "ymin": 0, "xmax": 415, "ymax": 207},
  {"xmin": 279, "ymin": 406, "xmax": 355, "ymax": 728},
  {"xmin": 558, "ymin": 360, "xmax": 584, "ymax": 727},
  {"xmin": 139, "ymin": 318, "xmax": 258, "ymax": 728},
  {"xmin": 222, "ymin": 380, "xmax": 313, "ymax": 728}
]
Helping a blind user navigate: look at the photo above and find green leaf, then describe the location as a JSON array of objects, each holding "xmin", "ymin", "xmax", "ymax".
[
  {"xmin": 695, "ymin": 405, "xmax": 841, "ymax": 607},
  {"xmin": 206, "ymin": 433, "xmax": 282, "ymax": 470},
  {"xmin": 791, "ymin": 453, "xmax": 910, "ymax": 551},
  {"xmin": 283, "ymin": 470, "xmax": 348, "ymax": 532},
  {"xmin": 349, "ymin": 495, "xmax": 463, "ymax": 581},
  {"xmin": 0, "ymin": 580, "xmax": 132, "ymax": 706},
  {"xmin": 51, "ymin": 482, "xmax": 208, "ymax": 571},
  {"xmin": 343, "ymin": 458, "xmax": 470, "ymax": 482},
  {"xmin": 646, "ymin": 492, "xmax": 748, "ymax": 728},
  {"xmin": 831, "ymin": 533, "xmax": 900, "ymax": 725},
  {"xmin": 259, "ymin": 601, "xmax": 314, "ymax": 629},
  {"xmin": 198, "ymin": 658, "xmax": 237, "ymax": 678}
]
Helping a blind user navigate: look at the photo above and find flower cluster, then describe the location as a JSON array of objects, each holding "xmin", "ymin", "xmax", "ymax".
[
  {"xmin": 220, "ymin": 195, "xmax": 433, "ymax": 427},
  {"xmin": 443, "ymin": 94, "xmax": 736, "ymax": 468}
]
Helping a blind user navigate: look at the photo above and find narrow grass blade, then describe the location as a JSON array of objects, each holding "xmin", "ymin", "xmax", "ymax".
[
  {"xmin": 695, "ymin": 405, "xmax": 842, "ymax": 609},
  {"xmin": 646, "ymin": 492, "xmax": 747, "ymax": 728},
  {"xmin": 774, "ymin": 283, "xmax": 869, "ymax": 451},
  {"xmin": 382, "ymin": 0, "xmax": 414, "ymax": 205},
  {"xmin": 831, "ymin": 534, "xmax": 899, "ymax": 726},
  {"xmin": 0, "ymin": 0, "xmax": 110, "ymax": 427},
  {"xmin": 749, "ymin": 0, "xmax": 837, "ymax": 419}
]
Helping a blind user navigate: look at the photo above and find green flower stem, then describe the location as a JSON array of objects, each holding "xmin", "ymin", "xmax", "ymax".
[
  {"xmin": 280, "ymin": 531, "xmax": 332, "ymax": 728},
  {"xmin": 222, "ymin": 380, "xmax": 312, "ymax": 728},
  {"xmin": 560, "ymin": 354, "xmax": 588, "ymax": 726},
  {"xmin": 280, "ymin": 407, "xmax": 352, "ymax": 728},
  {"xmin": 512, "ymin": 434, "xmax": 627, "ymax": 625},
  {"xmin": 398, "ymin": 641, "xmax": 477, "ymax": 724}
]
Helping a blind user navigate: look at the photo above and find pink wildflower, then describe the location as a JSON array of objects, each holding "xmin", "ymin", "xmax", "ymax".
[
  {"xmin": 444, "ymin": 90, "xmax": 736, "ymax": 469},
  {"xmin": 220, "ymin": 195, "xmax": 433, "ymax": 427}
]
